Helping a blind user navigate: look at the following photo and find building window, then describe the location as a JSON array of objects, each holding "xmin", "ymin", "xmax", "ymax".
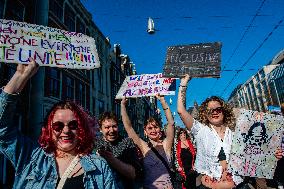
[
  {"xmin": 49, "ymin": 0, "xmax": 63, "ymax": 20},
  {"xmin": 64, "ymin": 4, "xmax": 75, "ymax": 32},
  {"xmin": 66, "ymin": 76, "xmax": 74, "ymax": 100},
  {"xmin": 0, "ymin": 0, "xmax": 4, "ymax": 18},
  {"xmin": 5, "ymin": 0, "xmax": 25, "ymax": 21},
  {"xmin": 45, "ymin": 68, "xmax": 60, "ymax": 98},
  {"xmin": 76, "ymin": 82, "xmax": 85, "ymax": 107},
  {"xmin": 93, "ymin": 97, "xmax": 96, "ymax": 115},
  {"xmin": 98, "ymin": 100, "xmax": 104, "ymax": 115},
  {"xmin": 76, "ymin": 18, "xmax": 86, "ymax": 34},
  {"xmin": 97, "ymin": 66, "xmax": 103, "ymax": 92}
]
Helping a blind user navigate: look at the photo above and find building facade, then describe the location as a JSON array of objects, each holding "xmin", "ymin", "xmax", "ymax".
[
  {"xmin": 0, "ymin": 0, "xmax": 111, "ymax": 188},
  {"xmin": 228, "ymin": 50, "xmax": 284, "ymax": 112}
]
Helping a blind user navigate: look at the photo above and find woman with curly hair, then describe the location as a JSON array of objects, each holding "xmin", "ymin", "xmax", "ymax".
[
  {"xmin": 177, "ymin": 74, "xmax": 241, "ymax": 188},
  {"xmin": 0, "ymin": 58, "xmax": 116, "ymax": 188},
  {"xmin": 175, "ymin": 128, "xmax": 196, "ymax": 189}
]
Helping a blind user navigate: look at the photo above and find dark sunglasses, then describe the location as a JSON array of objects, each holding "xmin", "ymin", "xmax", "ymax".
[
  {"xmin": 52, "ymin": 120, "xmax": 79, "ymax": 132},
  {"xmin": 206, "ymin": 107, "xmax": 224, "ymax": 115}
]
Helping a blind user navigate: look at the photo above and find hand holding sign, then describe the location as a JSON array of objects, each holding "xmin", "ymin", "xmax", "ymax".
[
  {"xmin": 180, "ymin": 74, "xmax": 191, "ymax": 87},
  {"xmin": 4, "ymin": 57, "xmax": 39, "ymax": 94}
]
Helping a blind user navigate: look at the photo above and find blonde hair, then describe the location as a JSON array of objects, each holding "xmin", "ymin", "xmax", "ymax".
[{"xmin": 198, "ymin": 96, "xmax": 236, "ymax": 131}]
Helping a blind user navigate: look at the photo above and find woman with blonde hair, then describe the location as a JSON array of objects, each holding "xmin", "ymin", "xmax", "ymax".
[{"xmin": 177, "ymin": 75, "xmax": 241, "ymax": 188}]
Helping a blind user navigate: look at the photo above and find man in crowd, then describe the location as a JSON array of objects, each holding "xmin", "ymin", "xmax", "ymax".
[{"xmin": 96, "ymin": 112, "xmax": 143, "ymax": 189}]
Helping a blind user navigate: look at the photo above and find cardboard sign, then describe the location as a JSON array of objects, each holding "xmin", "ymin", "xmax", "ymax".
[
  {"xmin": 115, "ymin": 73, "xmax": 176, "ymax": 99},
  {"xmin": 228, "ymin": 109, "xmax": 284, "ymax": 179},
  {"xmin": 162, "ymin": 42, "xmax": 221, "ymax": 78},
  {"xmin": 0, "ymin": 19, "xmax": 100, "ymax": 69}
]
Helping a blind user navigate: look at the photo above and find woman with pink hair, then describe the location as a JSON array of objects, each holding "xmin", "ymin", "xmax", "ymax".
[{"xmin": 0, "ymin": 58, "xmax": 116, "ymax": 188}]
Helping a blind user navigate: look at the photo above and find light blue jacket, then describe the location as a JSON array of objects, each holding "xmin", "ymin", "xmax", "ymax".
[{"xmin": 0, "ymin": 91, "xmax": 117, "ymax": 189}]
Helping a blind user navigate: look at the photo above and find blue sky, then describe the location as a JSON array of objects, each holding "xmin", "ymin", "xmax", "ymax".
[{"xmin": 82, "ymin": 0, "xmax": 284, "ymax": 126}]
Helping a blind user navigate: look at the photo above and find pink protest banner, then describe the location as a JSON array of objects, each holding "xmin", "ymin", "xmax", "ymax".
[
  {"xmin": 0, "ymin": 19, "xmax": 100, "ymax": 69},
  {"xmin": 228, "ymin": 109, "xmax": 284, "ymax": 179},
  {"xmin": 115, "ymin": 73, "xmax": 176, "ymax": 99}
]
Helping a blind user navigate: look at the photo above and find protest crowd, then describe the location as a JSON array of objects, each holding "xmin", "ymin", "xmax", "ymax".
[
  {"xmin": 0, "ymin": 57, "xmax": 283, "ymax": 189},
  {"xmin": 0, "ymin": 19, "xmax": 284, "ymax": 189}
]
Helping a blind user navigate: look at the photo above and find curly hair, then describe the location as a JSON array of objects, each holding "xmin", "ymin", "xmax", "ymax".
[
  {"xmin": 98, "ymin": 112, "xmax": 118, "ymax": 128},
  {"xmin": 198, "ymin": 96, "xmax": 236, "ymax": 131},
  {"xmin": 38, "ymin": 100, "xmax": 96, "ymax": 155}
]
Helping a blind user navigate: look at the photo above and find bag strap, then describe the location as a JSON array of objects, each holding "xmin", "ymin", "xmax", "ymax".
[
  {"xmin": 56, "ymin": 155, "xmax": 80, "ymax": 189},
  {"xmin": 150, "ymin": 145, "xmax": 173, "ymax": 174}
]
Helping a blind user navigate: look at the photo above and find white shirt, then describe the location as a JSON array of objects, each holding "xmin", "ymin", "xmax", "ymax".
[{"xmin": 191, "ymin": 119, "xmax": 243, "ymax": 184}]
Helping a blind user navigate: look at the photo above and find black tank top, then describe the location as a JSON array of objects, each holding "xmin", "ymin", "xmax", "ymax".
[
  {"xmin": 57, "ymin": 174, "xmax": 84, "ymax": 189},
  {"xmin": 180, "ymin": 148, "xmax": 193, "ymax": 172}
]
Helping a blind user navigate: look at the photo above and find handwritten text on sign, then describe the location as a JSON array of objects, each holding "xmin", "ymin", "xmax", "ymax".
[
  {"xmin": 116, "ymin": 73, "xmax": 176, "ymax": 99},
  {"xmin": 0, "ymin": 19, "xmax": 100, "ymax": 69},
  {"xmin": 162, "ymin": 42, "xmax": 221, "ymax": 78}
]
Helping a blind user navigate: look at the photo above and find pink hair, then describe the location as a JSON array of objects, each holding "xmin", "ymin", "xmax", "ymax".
[{"xmin": 38, "ymin": 100, "xmax": 96, "ymax": 155}]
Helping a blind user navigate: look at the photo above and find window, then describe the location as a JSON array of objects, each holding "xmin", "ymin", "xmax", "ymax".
[
  {"xmin": 64, "ymin": 4, "xmax": 75, "ymax": 32},
  {"xmin": 76, "ymin": 18, "xmax": 85, "ymax": 34},
  {"xmin": 66, "ymin": 76, "xmax": 74, "ymax": 99},
  {"xmin": 97, "ymin": 66, "xmax": 103, "ymax": 92},
  {"xmin": 0, "ymin": 0, "xmax": 4, "ymax": 18},
  {"xmin": 45, "ymin": 68, "xmax": 60, "ymax": 98},
  {"xmin": 98, "ymin": 100, "xmax": 104, "ymax": 115},
  {"xmin": 105, "ymin": 69, "xmax": 108, "ymax": 94},
  {"xmin": 49, "ymin": 0, "xmax": 63, "ymax": 20},
  {"xmin": 5, "ymin": 0, "xmax": 25, "ymax": 21},
  {"xmin": 76, "ymin": 82, "xmax": 85, "ymax": 107},
  {"xmin": 93, "ymin": 97, "xmax": 96, "ymax": 115}
]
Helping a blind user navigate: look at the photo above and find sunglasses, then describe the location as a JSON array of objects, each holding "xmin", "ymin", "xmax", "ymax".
[
  {"xmin": 206, "ymin": 107, "xmax": 224, "ymax": 115},
  {"xmin": 52, "ymin": 120, "xmax": 79, "ymax": 132}
]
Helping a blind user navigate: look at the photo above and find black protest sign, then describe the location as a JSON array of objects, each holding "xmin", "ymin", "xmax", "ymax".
[{"xmin": 162, "ymin": 42, "xmax": 221, "ymax": 78}]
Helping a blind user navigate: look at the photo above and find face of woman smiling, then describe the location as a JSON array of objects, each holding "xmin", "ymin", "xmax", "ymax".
[
  {"xmin": 206, "ymin": 101, "xmax": 224, "ymax": 126},
  {"xmin": 52, "ymin": 109, "xmax": 79, "ymax": 154}
]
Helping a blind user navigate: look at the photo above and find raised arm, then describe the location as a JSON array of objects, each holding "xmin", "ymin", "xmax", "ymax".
[
  {"xmin": 177, "ymin": 74, "xmax": 194, "ymax": 131},
  {"xmin": 0, "ymin": 58, "xmax": 39, "ymax": 170},
  {"xmin": 4, "ymin": 58, "xmax": 39, "ymax": 94},
  {"xmin": 156, "ymin": 94, "xmax": 174, "ymax": 153},
  {"xmin": 121, "ymin": 98, "xmax": 146, "ymax": 151}
]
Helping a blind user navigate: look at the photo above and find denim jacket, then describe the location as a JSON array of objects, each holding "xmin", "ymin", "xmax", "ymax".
[{"xmin": 0, "ymin": 91, "xmax": 117, "ymax": 189}]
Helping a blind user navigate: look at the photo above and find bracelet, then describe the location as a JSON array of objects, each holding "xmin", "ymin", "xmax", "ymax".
[
  {"xmin": 163, "ymin": 107, "xmax": 169, "ymax": 110},
  {"xmin": 179, "ymin": 85, "xmax": 187, "ymax": 88}
]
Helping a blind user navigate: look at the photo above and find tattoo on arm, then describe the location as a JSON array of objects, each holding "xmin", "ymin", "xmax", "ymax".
[{"xmin": 181, "ymin": 88, "xmax": 186, "ymax": 107}]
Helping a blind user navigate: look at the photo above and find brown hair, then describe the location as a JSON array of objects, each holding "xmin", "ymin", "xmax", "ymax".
[
  {"xmin": 281, "ymin": 103, "xmax": 284, "ymax": 115},
  {"xmin": 198, "ymin": 96, "xmax": 236, "ymax": 131},
  {"xmin": 144, "ymin": 117, "xmax": 160, "ymax": 129},
  {"xmin": 177, "ymin": 128, "xmax": 189, "ymax": 141},
  {"xmin": 98, "ymin": 112, "xmax": 118, "ymax": 128}
]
